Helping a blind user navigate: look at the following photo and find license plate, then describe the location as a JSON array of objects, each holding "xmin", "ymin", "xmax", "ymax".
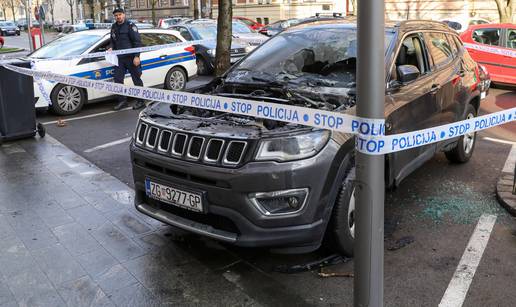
[
  {"xmin": 145, "ymin": 179, "xmax": 203, "ymax": 212},
  {"xmin": 480, "ymin": 91, "xmax": 486, "ymax": 99}
]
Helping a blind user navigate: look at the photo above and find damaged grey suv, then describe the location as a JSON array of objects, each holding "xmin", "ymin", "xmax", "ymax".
[{"xmin": 131, "ymin": 19, "xmax": 484, "ymax": 255}]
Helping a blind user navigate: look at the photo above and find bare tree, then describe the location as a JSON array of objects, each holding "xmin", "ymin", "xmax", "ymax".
[
  {"xmin": 45, "ymin": 0, "xmax": 56, "ymax": 25},
  {"xmin": 2, "ymin": 0, "xmax": 21, "ymax": 22},
  {"xmin": 0, "ymin": 0, "xmax": 8, "ymax": 21},
  {"xmin": 494, "ymin": 0, "xmax": 515, "ymax": 23},
  {"xmin": 149, "ymin": 0, "xmax": 158, "ymax": 25},
  {"xmin": 65, "ymin": 0, "xmax": 75, "ymax": 23},
  {"xmin": 86, "ymin": 0, "xmax": 94, "ymax": 18},
  {"xmin": 214, "ymin": 0, "xmax": 231, "ymax": 76}
]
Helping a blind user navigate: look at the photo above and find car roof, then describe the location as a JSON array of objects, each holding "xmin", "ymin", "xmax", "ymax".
[
  {"xmin": 66, "ymin": 28, "xmax": 181, "ymax": 36},
  {"xmin": 286, "ymin": 18, "xmax": 455, "ymax": 33},
  {"xmin": 465, "ymin": 23, "xmax": 515, "ymax": 30}
]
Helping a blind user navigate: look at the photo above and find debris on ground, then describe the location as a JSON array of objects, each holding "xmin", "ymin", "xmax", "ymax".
[
  {"xmin": 57, "ymin": 119, "xmax": 67, "ymax": 127},
  {"xmin": 318, "ymin": 269, "xmax": 354, "ymax": 278},
  {"xmin": 387, "ymin": 235, "xmax": 415, "ymax": 251},
  {"xmin": 273, "ymin": 254, "xmax": 350, "ymax": 274}
]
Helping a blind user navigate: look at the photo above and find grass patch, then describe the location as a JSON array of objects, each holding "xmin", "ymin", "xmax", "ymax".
[{"xmin": 0, "ymin": 47, "xmax": 24, "ymax": 53}]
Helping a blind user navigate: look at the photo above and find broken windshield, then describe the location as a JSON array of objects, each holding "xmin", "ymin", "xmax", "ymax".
[{"xmin": 225, "ymin": 27, "xmax": 394, "ymax": 88}]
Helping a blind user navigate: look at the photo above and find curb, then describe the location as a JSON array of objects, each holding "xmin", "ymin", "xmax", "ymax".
[{"xmin": 496, "ymin": 145, "xmax": 516, "ymax": 216}]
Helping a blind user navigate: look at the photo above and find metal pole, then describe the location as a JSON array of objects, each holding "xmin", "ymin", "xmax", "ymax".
[
  {"xmin": 26, "ymin": 0, "xmax": 34, "ymax": 52},
  {"xmin": 354, "ymin": 0, "xmax": 385, "ymax": 305}
]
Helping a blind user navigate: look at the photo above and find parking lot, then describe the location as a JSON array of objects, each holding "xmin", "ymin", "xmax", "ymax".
[{"xmin": 1, "ymin": 80, "xmax": 505, "ymax": 306}]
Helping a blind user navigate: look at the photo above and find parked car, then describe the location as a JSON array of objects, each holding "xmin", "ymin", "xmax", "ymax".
[
  {"xmin": 440, "ymin": 17, "xmax": 490, "ymax": 33},
  {"xmin": 460, "ymin": 23, "xmax": 516, "ymax": 85},
  {"xmin": 171, "ymin": 21, "xmax": 267, "ymax": 75},
  {"xmin": 259, "ymin": 18, "xmax": 300, "ymax": 36},
  {"xmin": 0, "ymin": 21, "xmax": 20, "ymax": 36},
  {"xmin": 234, "ymin": 16, "xmax": 264, "ymax": 31},
  {"xmin": 130, "ymin": 19, "xmax": 486, "ymax": 255},
  {"xmin": 58, "ymin": 23, "xmax": 89, "ymax": 36},
  {"xmin": 29, "ymin": 29, "xmax": 197, "ymax": 115},
  {"xmin": 158, "ymin": 17, "xmax": 191, "ymax": 28},
  {"xmin": 52, "ymin": 20, "xmax": 70, "ymax": 32},
  {"xmin": 16, "ymin": 19, "xmax": 40, "ymax": 30}
]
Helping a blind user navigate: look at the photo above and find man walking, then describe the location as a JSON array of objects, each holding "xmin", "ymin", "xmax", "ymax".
[{"xmin": 109, "ymin": 8, "xmax": 145, "ymax": 110}]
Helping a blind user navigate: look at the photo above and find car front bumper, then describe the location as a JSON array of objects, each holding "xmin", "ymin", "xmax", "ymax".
[{"xmin": 131, "ymin": 139, "xmax": 341, "ymax": 251}]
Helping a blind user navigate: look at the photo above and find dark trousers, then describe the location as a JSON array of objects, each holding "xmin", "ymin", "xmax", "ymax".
[{"xmin": 114, "ymin": 56, "xmax": 143, "ymax": 103}]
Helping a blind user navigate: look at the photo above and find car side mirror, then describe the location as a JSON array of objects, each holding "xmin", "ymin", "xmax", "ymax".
[
  {"xmin": 397, "ymin": 65, "xmax": 420, "ymax": 83},
  {"xmin": 386, "ymin": 80, "xmax": 402, "ymax": 93}
]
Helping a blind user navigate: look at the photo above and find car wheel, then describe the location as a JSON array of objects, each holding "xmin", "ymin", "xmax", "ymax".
[
  {"xmin": 165, "ymin": 67, "xmax": 187, "ymax": 91},
  {"xmin": 445, "ymin": 104, "xmax": 477, "ymax": 163},
  {"xmin": 326, "ymin": 165, "xmax": 356, "ymax": 257},
  {"xmin": 196, "ymin": 56, "xmax": 211, "ymax": 75},
  {"xmin": 50, "ymin": 84, "xmax": 86, "ymax": 115}
]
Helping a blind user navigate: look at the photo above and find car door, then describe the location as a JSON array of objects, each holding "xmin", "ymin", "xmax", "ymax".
[
  {"xmin": 422, "ymin": 31, "xmax": 461, "ymax": 126},
  {"xmin": 501, "ymin": 27, "xmax": 516, "ymax": 85},
  {"xmin": 467, "ymin": 27, "xmax": 503, "ymax": 81},
  {"xmin": 385, "ymin": 32, "xmax": 439, "ymax": 185}
]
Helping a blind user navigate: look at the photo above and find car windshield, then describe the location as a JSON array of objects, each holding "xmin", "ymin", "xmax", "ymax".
[
  {"xmin": 30, "ymin": 33, "xmax": 103, "ymax": 59},
  {"xmin": 190, "ymin": 24, "xmax": 217, "ymax": 39},
  {"xmin": 226, "ymin": 27, "xmax": 394, "ymax": 89},
  {"xmin": 1, "ymin": 22, "xmax": 15, "ymax": 26},
  {"xmin": 232, "ymin": 21, "xmax": 253, "ymax": 33}
]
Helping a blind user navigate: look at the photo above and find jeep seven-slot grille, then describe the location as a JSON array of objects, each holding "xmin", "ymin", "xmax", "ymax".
[{"xmin": 136, "ymin": 121, "xmax": 249, "ymax": 167}]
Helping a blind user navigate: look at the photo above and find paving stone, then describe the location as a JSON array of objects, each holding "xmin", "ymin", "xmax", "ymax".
[
  {"xmin": 17, "ymin": 289, "xmax": 67, "ymax": 307},
  {"xmin": 93, "ymin": 264, "xmax": 139, "ymax": 295},
  {"xmin": 0, "ymin": 236, "xmax": 39, "ymax": 279},
  {"xmin": 4, "ymin": 268, "xmax": 55, "ymax": 302},
  {"xmin": 31, "ymin": 243, "xmax": 87, "ymax": 286},
  {"xmin": 57, "ymin": 275, "xmax": 114, "ymax": 307},
  {"xmin": 91, "ymin": 223, "xmax": 146, "ymax": 262},
  {"xmin": 52, "ymin": 222, "xmax": 102, "ymax": 256},
  {"xmin": 104, "ymin": 209, "xmax": 153, "ymax": 238},
  {"xmin": 53, "ymin": 189, "xmax": 90, "ymax": 210},
  {"xmin": 66, "ymin": 205, "xmax": 109, "ymax": 231},
  {"xmin": 106, "ymin": 283, "xmax": 162, "ymax": 307},
  {"xmin": 0, "ymin": 214, "xmax": 15, "ymax": 240},
  {"xmin": 82, "ymin": 192, "xmax": 126, "ymax": 214},
  {"xmin": 0, "ymin": 278, "xmax": 14, "ymax": 305},
  {"xmin": 76, "ymin": 248, "xmax": 119, "ymax": 279},
  {"xmin": 33, "ymin": 200, "xmax": 75, "ymax": 228},
  {"xmin": 17, "ymin": 226, "xmax": 59, "ymax": 251},
  {"xmin": 0, "ymin": 300, "xmax": 18, "ymax": 307}
]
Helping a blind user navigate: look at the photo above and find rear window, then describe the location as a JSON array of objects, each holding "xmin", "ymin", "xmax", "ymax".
[
  {"xmin": 506, "ymin": 29, "xmax": 516, "ymax": 49},
  {"xmin": 424, "ymin": 32, "xmax": 454, "ymax": 68},
  {"xmin": 472, "ymin": 28, "xmax": 500, "ymax": 46}
]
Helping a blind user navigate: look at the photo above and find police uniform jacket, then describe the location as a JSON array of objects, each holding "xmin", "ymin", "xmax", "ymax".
[{"xmin": 110, "ymin": 20, "xmax": 142, "ymax": 58}]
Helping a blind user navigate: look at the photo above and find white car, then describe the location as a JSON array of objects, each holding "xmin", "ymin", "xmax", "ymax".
[{"xmin": 29, "ymin": 29, "xmax": 197, "ymax": 115}]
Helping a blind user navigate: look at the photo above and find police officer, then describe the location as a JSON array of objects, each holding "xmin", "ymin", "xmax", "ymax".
[{"xmin": 109, "ymin": 8, "xmax": 145, "ymax": 110}]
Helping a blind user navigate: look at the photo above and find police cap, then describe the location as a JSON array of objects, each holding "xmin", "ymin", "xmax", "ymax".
[{"xmin": 112, "ymin": 7, "xmax": 124, "ymax": 14}]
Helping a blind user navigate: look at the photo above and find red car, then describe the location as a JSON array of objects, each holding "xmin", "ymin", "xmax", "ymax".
[
  {"xmin": 460, "ymin": 23, "xmax": 516, "ymax": 85},
  {"xmin": 233, "ymin": 17, "xmax": 264, "ymax": 31}
]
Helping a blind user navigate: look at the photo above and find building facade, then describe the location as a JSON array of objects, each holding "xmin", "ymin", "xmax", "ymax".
[{"xmin": 128, "ymin": 0, "xmax": 192, "ymax": 20}]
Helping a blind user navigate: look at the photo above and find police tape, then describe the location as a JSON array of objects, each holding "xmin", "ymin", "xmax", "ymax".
[
  {"xmin": 356, "ymin": 107, "xmax": 516, "ymax": 155},
  {"xmin": 3, "ymin": 64, "xmax": 385, "ymax": 136},
  {"xmin": 3, "ymin": 64, "xmax": 514, "ymax": 155},
  {"xmin": 463, "ymin": 43, "xmax": 516, "ymax": 58}
]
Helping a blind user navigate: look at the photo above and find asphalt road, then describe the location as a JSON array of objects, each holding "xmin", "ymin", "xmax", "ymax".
[
  {"xmin": 38, "ymin": 85, "xmax": 516, "ymax": 306},
  {"xmin": 1, "ymin": 31, "xmax": 59, "ymax": 50}
]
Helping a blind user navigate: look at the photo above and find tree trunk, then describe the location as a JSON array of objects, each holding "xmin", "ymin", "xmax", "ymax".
[
  {"xmin": 70, "ymin": 5, "xmax": 74, "ymax": 24},
  {"xmin": 10, "ymin": 0, "xmax": 15, "ymax": 22},
  {"xmin": 214, "ymin": 0, "xmax": 231, "ymax": 76},
  {"xmin": 89, "ymin": 1, "xmax": 94, "ymax": 19},
  {"xmin": 193, "ymin": 0, "xmax": 199, "ymax": 19},
  {"xmin": 494, "ymin": 0, "xmax": 514, "ymax": 23},
  {"xmin": 151, "ymin": 1, "xmax": 156, "ymax": 26}
]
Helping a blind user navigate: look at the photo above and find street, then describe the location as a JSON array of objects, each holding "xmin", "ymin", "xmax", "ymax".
[
  {"xmin": 0, "ymin": 31, "xmax": 59, "ymax": 51},
  {"xmin": 28, "ymin": 83, "xmax": 516, "ymax": 306}
]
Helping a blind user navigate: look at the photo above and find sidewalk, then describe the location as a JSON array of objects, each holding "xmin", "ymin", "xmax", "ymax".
[
  {"xmin": 0, "ymin": 136, "xmax": 254, "ymax": 306},
  {"xmin": 496, "ymin": 145, "xmax": 516, "ymax": 215}
]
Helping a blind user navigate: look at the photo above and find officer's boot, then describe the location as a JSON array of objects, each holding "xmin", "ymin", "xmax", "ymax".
[{"xmin": 133, "ymin": 100, "xmax": 146, "ymax": 110}]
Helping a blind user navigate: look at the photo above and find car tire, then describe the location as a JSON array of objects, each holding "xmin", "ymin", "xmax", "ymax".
[
  {"xmin": 196, "ymin": 56, "xmax": 211, "ymax": 75},
  {"xmin": 326, "ymin": 165, "xmax": 356, "ymax": 257},
  {"xmin": 50, "ymin": 84, "xmax": 86, "ymax": 115},
  {"xmin": 164, "ymin": 67, "xmax": 187, "ymax": 91},
  {"xmin": 445, "ymin": 104, "xmax": 477, "ymax": 163}
]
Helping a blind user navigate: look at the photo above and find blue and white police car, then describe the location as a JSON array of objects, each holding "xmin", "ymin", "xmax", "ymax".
[{"xmin": 29, "ymin": 29, "xmax": 197, "ymax": 115}]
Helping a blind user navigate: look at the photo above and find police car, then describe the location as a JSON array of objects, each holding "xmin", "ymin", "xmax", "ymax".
[{"xmin": 29, "ymin": 29, "xmax": 197, "ymax": 115}]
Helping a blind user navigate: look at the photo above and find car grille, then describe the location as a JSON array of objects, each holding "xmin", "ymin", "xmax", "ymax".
[
  {"xmin": 135, "ymin": 121, "xmax": 250, "ymax": 167},
  {"xmin": 230, "ymin": 48, "xmax": 246, "ymax": 54}
]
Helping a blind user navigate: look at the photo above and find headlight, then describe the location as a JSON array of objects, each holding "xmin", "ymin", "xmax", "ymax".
[
  {"xmin": 255, "ymin": 130, "xmax": 330, "ymax": 162},
  {"xmin": 244, "ymin": 45, "xmax": 255, "ymax": 53},
  {"xmin": 206, "ymin": 49, "xmax": 216, "ymax": 56}
]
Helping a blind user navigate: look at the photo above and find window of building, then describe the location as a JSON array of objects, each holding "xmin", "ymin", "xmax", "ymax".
[
  {"xmin": 263, "ymin": 17, "xmax": 269, "ymax": 25},
  {"xmin": 423, "ymin": 32, "xmax": 454, "ymax": 69},
  {"xmin": 472, "ymin": 28, "xmax": 500, "ymax": 46},
  {"xmin": 256, "ymin": 17, "xmax": 262, "ymax": 24}
]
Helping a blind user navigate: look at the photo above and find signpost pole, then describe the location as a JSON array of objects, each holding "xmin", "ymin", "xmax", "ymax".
[
  {"xmin": 26, "ymin": 0, "xmax": 34, "ymax": 52},
  {"xmin": 354, "ymin": 0, "xmax": 385, "ymax": 306}
]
